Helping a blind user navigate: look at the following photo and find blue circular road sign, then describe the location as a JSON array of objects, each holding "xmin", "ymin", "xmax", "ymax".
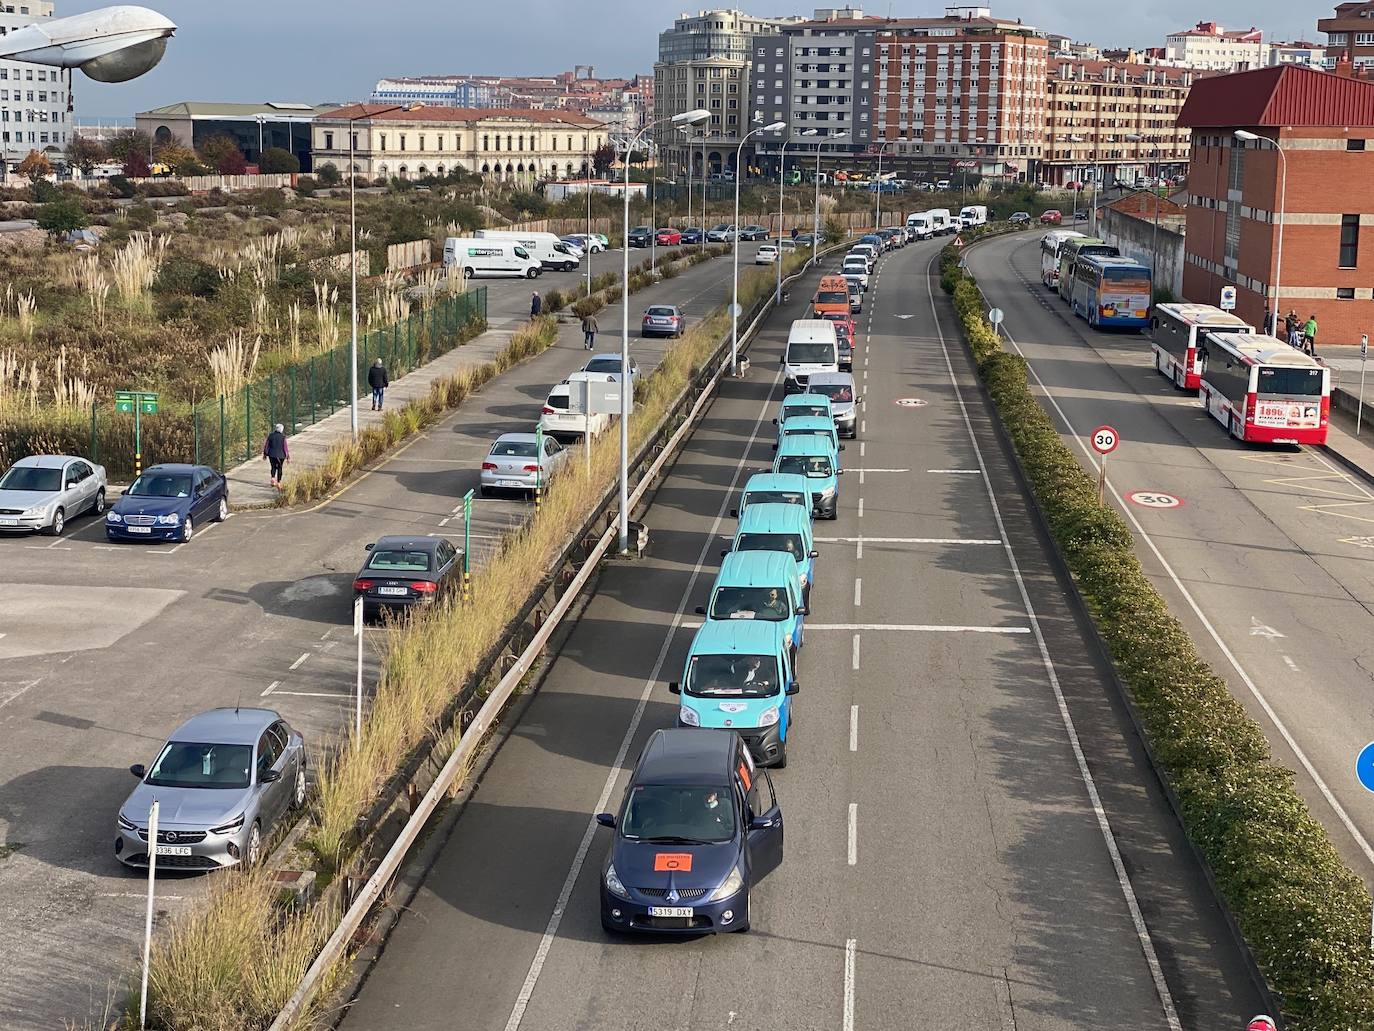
[{"xmin": 1357, "ymin": 742, "xmax": 1374, "ymax": 793}]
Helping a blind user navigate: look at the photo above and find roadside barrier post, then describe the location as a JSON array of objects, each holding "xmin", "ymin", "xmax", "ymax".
[
  {"xmin": 1358, "ymin": 333, "xmax": 1368, "ymax": 437},
  {"xmin": 462, "ymin": 488, "xmax": 474, "ymax": 603},
  {"xmin": 138, "ymin": 798, "xmax": 159, "ymax": 1030}
]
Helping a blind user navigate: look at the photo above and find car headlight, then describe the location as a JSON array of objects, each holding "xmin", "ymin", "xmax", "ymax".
[
  {"xmin": 210, "ymin": 813, "xmax": 245, "ymax": 835},
  {"xmin": 798, "ymin": 570, "xmax": 808, "ymax": 586},
  {"xmin": 117, "ymin": 813, "xmax": 137, "ymax": 832},
  {"xmin": 757, "ymin": 706, "xmax": 780, "ymax": 728},
  {"xmin": 106, "ymin": 511, "xmax": 122, "ymax": 523},
  {"xmin": 707, "ymin": 865, "xmax": 744, "ymax": 903},
  {"xmin": 679, "ymin": 705, "xmax": 701, "ymax": 727},
  {"xmin": 820, "ymin": 484, "xmax": 837, "ymax": 498},
  {"xmin": 605, "ymin": 863, "xmax": 630, "ymax": 900},
  {"xmin": 156, "ymin": 513, "xmax": 180, "ymax": 525},
  {"xmin": 21, "ymin": 506, "xmax": 44, "ymax": 518}
]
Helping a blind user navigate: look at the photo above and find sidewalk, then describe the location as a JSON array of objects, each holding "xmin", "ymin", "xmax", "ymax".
[{"xmin": 226, "ymin": 312, "xmax": 530, "ymax": 507}]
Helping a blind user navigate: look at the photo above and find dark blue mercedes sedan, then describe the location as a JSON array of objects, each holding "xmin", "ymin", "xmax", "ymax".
[
  {"xmin": 106, "ymin": 463, "xmax": 228, "ymax": 543},
  {"xmin": 597, "ymin": 728, "xmax": 783, "ymax": 935}
]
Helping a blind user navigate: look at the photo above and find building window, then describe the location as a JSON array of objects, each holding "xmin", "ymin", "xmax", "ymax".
[
  {"xmin": 1340, "ymin": 213, "xmax": 1360, "ymax": 268},
  {"xmin": 324, "ymin": 131, "xmax": 334, "ymax": 150},
  {"xmin": 1348, "ymin": 138, "xmax": 1367, "ymax": 151},
  {"xmin": 379, "ymin": 134, "xmax": 387, "ymax": 151},
  {"xmin": 1338, "ymin": 287, "xmax": 1357, "ymax": 299}
]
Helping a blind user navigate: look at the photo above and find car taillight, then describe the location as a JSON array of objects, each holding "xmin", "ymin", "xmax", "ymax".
[
  {"xmin": 353, "ymin": 579, "xmax": 374, "ymax": 591},
  {"xmin": 523, "ymin": 464, "xmax": 540, "ymax": 473},
  {"xmin": 1321, "ymin": 395, "xmax": 1330, "ymax": 425},
  {"xmin": 410, "ymin": 581, "xmax": 438, "ymax": 594},
  {"xmin": 482, "ymin": 462, "xmax": 498, "ymax": 471},
  {"xmin": 1245, "ymin": 394, "xmax": 1257, "ymax": 424},
  {"xmin": 542, "ymin": 406, "xmax": 556, "ymax": 415}
]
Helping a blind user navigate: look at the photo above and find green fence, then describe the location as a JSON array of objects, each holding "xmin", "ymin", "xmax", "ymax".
[{"xmin": 0, "ymin": 288, "xmax": 487, "ymax": 480}]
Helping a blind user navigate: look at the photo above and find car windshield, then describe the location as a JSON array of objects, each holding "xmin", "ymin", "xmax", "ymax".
[
  {"xmin": 146, "ymin": 741, "xmax": 252, "ymax": 789},
  {"xmin": 711, "ymin": 586, "xmax": 791, "ymax": 621},
  {"xmin": 620, "ymin": 784, "xmax": 735, "ymax": 842},
  {"xmin": 736, "ymin": 532, "xmax": 805, "ymax": 560},
  {"xmin": 0, "ymin": 466, "xmax": 61, "ymax": 492},
  {"xmin": 586, "ymin": 358, "xmax": 622, "ymax": 373},
  {"xmin": 812, "ymin": 383, "xmax": 854, "ymax": 403},
  {"xmin": 491, "ymin": 441, "xmax": 537, "ymax": 458},
  {"xmin": 788, "ymin": 342, "xmax": 834, "ymax": 364},
  {"xmin": 778, "ymin": 455, "xmax": 833, "ymax": 478},
  {"xmin": 366, "ymin": 549, "xmax": 432, "ymax": 572},
  {"xmin": 745, "ymin": 489, "xmax": 806, "ymax": 508},
  {"xmin": 817, "ymin": 291, "xmax": 848, "ymax": 305},
  {"xmin": 686, "ymin": 652, "xmax": 781, "ymax": 699},
  {"xmin": 632, "ymin": 226, "xmax": 651, "ymax": 233},
  {"xmin": 128, "ymin": 473, "xmax": 192, "ymax": 498},
  {"xmin": 788, "ymin": 403, "xmax": 828, "ymax": 418}
]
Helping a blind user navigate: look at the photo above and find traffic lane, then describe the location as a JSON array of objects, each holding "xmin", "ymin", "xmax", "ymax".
[
  {"xmin": 968, "ymin": 233, "xmax": 1374, "ymax": 875},
  {"xmin": 338, "ymin": 289, "xmax": 815, "ymax": 1031}
]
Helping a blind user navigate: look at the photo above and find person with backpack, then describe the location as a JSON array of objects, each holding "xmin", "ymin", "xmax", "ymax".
[
  {"xmin": 263, "ymin": 423, "xmax": 289, "ymax": 488},
  {"xmin": 368, "ymin": 358, "xmax": 389, "ymax": 410}
]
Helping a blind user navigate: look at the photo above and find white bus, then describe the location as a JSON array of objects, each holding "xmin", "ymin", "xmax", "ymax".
[
  {"xmin": 1039, "ymin": 230, "xmax": 1085, "ymax": 289},
  {"xmin": 1149, "ymin": 302, "xmax": 1252, "ymax": 391},
  {"xmin": 1198, "ymin": 332, "xmax": 1330, "ymax": 445}
]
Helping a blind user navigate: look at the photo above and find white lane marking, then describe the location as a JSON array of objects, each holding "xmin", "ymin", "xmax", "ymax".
[
  {"xmin": 849, "ymin": 705, "xmax": 859, "ymax": 751},
  {"xmin": 811, "ymin": 622, "xmax": 1031, "ymax": 634},
  {"xmin": 25, "ymin": 544, "xmax": 72, "ymax": 551},
  {"xmin": 1283, "ymin": 655, "xmax": 1301, "ymax": 673},
  {"xmin": 928, "ymin": 255, "xmax": 1183, "ymax": 1029},
  {"xmin": 0, "ymin": 679, "xmax": 42, "ymax": 712},
  {"xmin": 843, "ymin": 939, "xmax": 857, "ymax": 1031},
  {"xmin": 995, "ymin": 298, "xmax": 1374, "ymax": 874},
  {"xmin": 1249, "ymin": 617, "xmax": 1284, "ymax": 639},
  {"xmin": 847, "ymin": 803, "xmax": 858, "ymax": 865},
  {"xmin": 861, "ymin": 419, "xmax": 866, "ymax": 434},
  {"xmin": 859, "ymin": 469, "xmax": 866, "ymax": 487},
  {"xmin": 857, "ymin": 498, "xmax": 864, "ymax": 518},
  {"xmin": 503, "ymin": 366, "xmax": 784, "ymax": 1031},
  {"xmin": 815, "ymin": 536, "xmax": 1002, "ymax": 545},
  {"xmin": 261, "ymin": 680, "xmax": 281, "ymax": 697},
  {"xmin": 848, "ymin": 467, "xmax": 909, "ymax": 473},
  {"xmin": 267, "ymin": 690, "xmax": 353, "ymax": 698},
  {"xmin": 859, "ymin": 442, "xmax": 866, "ymax": 457},
  {"xmin": 96, "ymin": 892, "xmax": 185, "ymax": 900},
  {"xmin": 321, "ymin": 640, "xmax": 338, "ymax": 652},
  {"xmin": 288, "ymin": 652, "xmax": 310, "ymax": 671},
  {"xmin": 319, "ymin": 630, "xmax": 333, "ymax": 641},
  {"xmin": 438, "ymin": 517, "xmax": 451, "ymax": 527},
  {"xmin": 928, "ymin": 468, "xmax": 980, "ymax": 474},
  {"xmin": 853, "ymin": 578, "xmax": 862, "ymax": 606},
  {"xmin": 851, "ymin": 633, "xmax": 861, "ymax": 670},
  {"xmin": 855, "ymin": 538, "xmax": 863, "ymax": 559}
]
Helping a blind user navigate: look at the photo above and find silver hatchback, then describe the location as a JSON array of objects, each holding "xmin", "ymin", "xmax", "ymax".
[
  {"xmin": 0, "ymin": 454, "xmax": 107, "ymax": 535},
  {"xmin": 480, "ymin": 432, "xmax": 569, "ymax": 496},
  {"xmin": 115, "ymin": 708, "xmax": 307, "ymax": 871}
]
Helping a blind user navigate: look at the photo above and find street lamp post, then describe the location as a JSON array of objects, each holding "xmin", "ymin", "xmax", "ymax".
[
  {"xmin": 585, "ymin": 137, "xmax": 593, "ymax": 301},
  {"xmin": 873, "ymin": 136, "xmax": 903, "ymax": 231},
  {"xmin": 1235, "ymin": 130, "xmax": 1287, "ymax": 335},
  {"xmin": 617, "ymin": 109, "xmax": 709, "ymax": 552},
  {"xmin": 778, "ymin": 131, "xmax": 809, "ymax": 301},
  {"xmin": 349, "ymin": 102, "xmax": 422, "ymax": 437},
  {"xmin": 680, "ymin": 128, "xmax": 693, "ymax": 246},
  {"xmin": 812, "ymin": 129, "xmax": 846, "ymax": 265},
  {"xmin": 732, "ymin": 120, "xmax": 786, "ymax": 376}
]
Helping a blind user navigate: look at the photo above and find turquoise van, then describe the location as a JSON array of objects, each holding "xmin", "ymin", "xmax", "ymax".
[
  {"xmin": 774, "ymin": 415, "xmax": 842, "ymax": 469},
  {"xmin": 777, "ymin": 393, "xmax": 833, "ymax": 425},
  {"xmin": 773, "ymin": 434, "xmax": 841, "ymax": 520},
  {"xmin": 670, "ymin": 619, "xmax": 798, "ymax": 767},
  {"xmin": 696, "ymin": 550, "xmax": 807, "ymax": 659},
  {"xmin": 727, "ymin": 502, "xmax": 817, "ymax": 607},
  {"xmin": 730, "ymin": 472, "xmax": 811, "ymax": 520}
]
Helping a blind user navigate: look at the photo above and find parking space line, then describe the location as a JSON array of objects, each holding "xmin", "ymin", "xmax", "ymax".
[
  {"xmin": 847, "ymin": 803, "xmax": 858, "ymax": 865},
  {"xmin": 289, "ymin": 652, "xmax": 310, "ymax": 670},
  {"xmin": 261, "ymin": 680, "xmax": 281, "ymax": 697},
  {"xmin": 927, "ymin": 469, "xmax": 980, "ymax": 474},
  {"xmin": 267, "ymin": 690, "xmax": 352, "ymax": 699}
]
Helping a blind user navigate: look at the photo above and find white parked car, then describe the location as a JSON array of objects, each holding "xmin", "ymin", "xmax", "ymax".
[
  {"xmin": 755, "ymin": 243, "xmax": 779, "ymax": 265},
  {"xmin": 539, "ymin": 371, "xmax": 618, "ymax": 441},
  {"xmin": 582, "ymin": 352, "xmax": 640, "ymax": 390},
  {"xmin": 479, "ymin": 432, "xmax": 569, "ymax": 497},
  {"xmin": 0, "ymin": 454, "xmax": 107, "ymax": 535}
]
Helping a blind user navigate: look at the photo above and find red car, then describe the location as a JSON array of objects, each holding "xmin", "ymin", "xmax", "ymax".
[
  {"xmin": 1040, "ymin": 209, "xmax": 1063, "ymax": 224},
  {"xmin": 820, "ymin": 311, "xmax": 857, "ymax": 351},
  {"xmin": 655, "ymin": 227, "xmax": 682, "ymax": 246}
]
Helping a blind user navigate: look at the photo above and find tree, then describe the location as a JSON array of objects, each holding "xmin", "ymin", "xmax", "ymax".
[
  {"xmin": 315, "ymin": 162, "xmax": 342, "ymax": 186},
  {"xmin": 154, "ymin": 141, "xmax": 197, "ymax": 171},
  {"xmin": 122, "ymin": 150, "xmax": 151, "ymax": 178},
  {"xmin": 65, "ymin": 135, "xmax": 107, "ymax": 176},
  {"xmin": 258, "ymin": 147, "xmax": 299, "ymax": 174},
  {"xmin": 16, "ymin": 150, "xmax": 52, "ymax": 184},
  {"xmin": 107, "ymin": 129, "xmax": 153, "ymax": 163},
  {"xmin": 199, "ymin": 134, "xmax": 247, "ymax": 175},
  {"xmin": 36, "ymin": 197, "xmax": 88, "ymax": 237},
  {"xmin": 592, "ymin": 141, "xmax": 615, "ymax": 177}
]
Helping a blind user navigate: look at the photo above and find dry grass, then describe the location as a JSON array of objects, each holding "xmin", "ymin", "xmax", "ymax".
[
  {"xmin": 207, "ymin": 330, "xmax": 262, "ymax": 399},
  {"xmin": 110, "ymin": 232, "xmax": 168, "ymax": 305}
]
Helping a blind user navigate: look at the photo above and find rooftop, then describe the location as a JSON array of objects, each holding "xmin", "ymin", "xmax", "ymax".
[
  {"xmin": 321, "ymin": 104, "xmax": 604, "ymax": 128},
  {"xmin": 1167, "ymin": 21, "xmax": 1263, "ymax": 41},
  {"xmin": 138, "ymin": 101, "xmax": 336, "ymax": 119},
  {"xmin": 1178, "ymin": 63, "xmax": 1374, "ymax": 127}
]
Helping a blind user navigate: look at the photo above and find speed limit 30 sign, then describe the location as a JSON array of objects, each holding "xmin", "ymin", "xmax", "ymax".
[{"xmin": 1090, "ymin": 425, "xmax": 1119, "ymax": 455}]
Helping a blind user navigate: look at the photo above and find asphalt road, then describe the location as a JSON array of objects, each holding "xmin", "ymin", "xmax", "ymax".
[
  {"xmin": 335, "ymin": 239, "xmax": 1262, "ymax": 1030},
  {"xmin": 0, "ymin": 240, "xmax": 771, "ymax": 1029},
  {"xmin": 966, "ymin": 232, "xmax": 1374, "ymax": 884}
]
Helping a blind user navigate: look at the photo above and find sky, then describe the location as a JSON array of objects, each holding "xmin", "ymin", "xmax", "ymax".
[{"xmin": 60, "ymin": 0, "xmax": 1323, "ymax": 118}]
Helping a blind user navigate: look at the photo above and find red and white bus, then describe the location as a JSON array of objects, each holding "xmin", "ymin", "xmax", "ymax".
[
  {"xmin": 1039, "ymin": 229, "xmax": 1084, "ymax": 289},
  {"xmin": 1149, "ymin": 302, "xmax": 1253, "ymax": 390},
  {"xmin": 1198, "ymin": 332, "xmax": 1330, "ymax": 445}
]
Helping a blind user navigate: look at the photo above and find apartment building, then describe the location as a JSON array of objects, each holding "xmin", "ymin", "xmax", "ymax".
[
  {"xmin": 370, "ymin": 71, "xmax": 652, "ymax": 129},
  {"xmin": 1041, "ymin": 58, "xmax": 1194, "ymax": 187},
  {"xmin": 1164, "ymin": 22, "xmax": 1268, "ymax": 72},
  {"xmin": 0, "ymin": 0, "xmax": 74, "ymax": 175},
  {"xmin": 1178, "ymin": 64, "xmax": 1374, "ymax": 343},
  {"xmin": 1318, "ymin": 0, "xmax": 1374, "ymax": 72},
  {"xmin": 1269, "ymin": 42, "xmax": 1327, "ymax": 68},
  {"xmin": 312, "ymin": 105, "xmax": 608, "ymax": 182}
]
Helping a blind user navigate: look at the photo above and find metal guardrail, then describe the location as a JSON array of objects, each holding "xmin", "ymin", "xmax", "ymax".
[{"xmin": 266, "ymin": 250, "xmax": 834, "ymax": 1031}]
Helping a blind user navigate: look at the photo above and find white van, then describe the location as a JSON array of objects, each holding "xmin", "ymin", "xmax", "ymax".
[
  {"xmin": 906, "ymin": 212, "xmax": 934, "ymax": 239},
  {"xmin": 959, "ymin": 205, "xmax": 989, "ymax": 228},
  {"xmin": 782, "ymin": 319, "xmax": 840, "ymax": 394},
  {"xmin": 443, "ymin": 237, "xmax": 542, "ymax": 280},
  {"xmin": 539, "ymin": 371, "xmax": 617, "ymax": 441},
  {"xmin": 475, "ymin": 230, "xmax": 580, "ymax": 272},
  {"xmin": 927, "ymin": 208, "xmax": 953, "ymax": 235}
]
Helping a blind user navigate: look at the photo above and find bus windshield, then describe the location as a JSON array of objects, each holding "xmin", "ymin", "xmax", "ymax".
[{"xmin": 1257, "ymin": 367, "xmax": 1323, "ymax": 397}]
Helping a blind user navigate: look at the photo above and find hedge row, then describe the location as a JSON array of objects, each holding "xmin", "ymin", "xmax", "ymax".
[{"xmin": 941, "ymin": 243, "xmax": 1374, "ymax": 1029}]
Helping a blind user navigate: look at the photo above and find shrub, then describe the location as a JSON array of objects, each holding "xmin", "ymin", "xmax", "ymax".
[
  {"xmin": 259, "ymin": 147, "xmax": 300, "ymax": 174},
  {"xmin": 315, "ymin": 163, "xmax": 342, "ymax": 187},
  {"xmin": 294, "ymin": 175, "xmax": 317, "ymax": 198},
  {"xmin": 108, "ymin": 175, "xmax": 137, "ymax": 199},
  {"xmin": 35, "ymin": 197, "xmax": 88, "ymax": 237},
  {"xmin": 154, "ymin": 256, "xmax": 221, "ymax": 298}
]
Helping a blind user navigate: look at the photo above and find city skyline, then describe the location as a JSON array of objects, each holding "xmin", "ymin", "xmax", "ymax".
[{"xmin": 57, "ymin": 0, "xmax": 1321, "ymax": 118}]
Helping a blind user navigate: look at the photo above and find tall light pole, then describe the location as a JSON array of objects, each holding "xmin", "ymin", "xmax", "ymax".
[
  {"xmin": 618, "ymin": 108, "xmax": 709, "ymax": 552},
  {"xmin": 778, "ymin": 130, "xmax": 808, "ymax": 301},
  {"xmin": 812, "ymin": 129, "xmax": 846, "ymax": 265},
  {"xmin": 1236, "ymin": 129, "xmax": 1287, "ymax": 335},
  {"xmin": 349, "ymin": 102, "xmax": 422, "ymax": 437},
  {"xmin": 679, "ymin": 127, "xmax": 694, "ymax": 242},
  {"xmin": 732, "ymin": 120, "xmax": 786, "ymax": 376},
  {"xmin": 585, "ymin": 135, "xmax": 593, "ymax": 301},
  {"xmin": 873, "ymin": 135, "xmax": 903, "ymax": 230}
]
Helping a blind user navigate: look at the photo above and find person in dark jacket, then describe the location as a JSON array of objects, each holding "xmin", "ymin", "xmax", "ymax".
[
  {"xmin": 263, "ymin": 423, "xmax": 289, "ymax": 488},
  {"xmin": 530, "ymin": 291, "xmax": 543, "ymax": 319},
  {"xmin": 582, "ymin": 311, "xmax": 598, "ymax": 350},
  {"xmin": 368, "ymin": 358, "xmax": 389, "ymax": 410}
]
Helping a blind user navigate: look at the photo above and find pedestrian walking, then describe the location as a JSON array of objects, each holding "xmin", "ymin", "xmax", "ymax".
[
  {"xmin": 1302, "ymin": 313, "xmax": 1318, "ymax": 356},
  {"xmin": 791, "ymin": 225, "xmax": 799, "ymax": 241},
  {"xmin": 582, "ymin": 311, "xmax": 599, "ymax": 350},
  {"xmin": 530, "ymin": 291, "xmax": 542, "ymax": 319},
  {"xmin": 263, "ymin": 423, "xmax": 289, "ymax": 488},
  {"xmin": 368, "ymin": 358, "xmax": 389, "ymax": 411},
  {"xmin": 1284, "ymin": 310, "xmax": 1300, "ymax": 348}
]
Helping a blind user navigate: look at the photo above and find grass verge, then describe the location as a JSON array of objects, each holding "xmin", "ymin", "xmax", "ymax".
[{"xmin": 942, "ymin": 239, "xmax": 1374, "ymax": 1028}]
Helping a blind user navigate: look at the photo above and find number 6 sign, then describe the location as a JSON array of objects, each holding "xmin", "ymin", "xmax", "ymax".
[{"xmin": 1090, "ymin": 425, "xmax": 1119, "ymax": 455}]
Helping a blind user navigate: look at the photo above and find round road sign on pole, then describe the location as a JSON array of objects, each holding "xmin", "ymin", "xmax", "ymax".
[
  {"xmin": 1358, "ymin": 742, "xmax": 1374, "ymax": 793},
  {"xmin": 1090, "ymin": 425, "xmax": 1119, "ymax": 455},
  {"xmin": 988, "ymin": 307, "xmax": 1004, "ymax": 327}
]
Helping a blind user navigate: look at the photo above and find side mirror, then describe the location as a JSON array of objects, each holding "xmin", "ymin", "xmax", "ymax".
[
  {"xmin": 838, "ymin": 444, "xmax": 846, "ymax": 451},
  {"xmin": 129, "ymin": 764, "xmax": 146, "ymax": 779},
  {"xmin": 787, "ymin": 681, "xmax": 800, "ymax": 695},
  {"xmin": 259, "ymin": 768, "xmax": 282, "ymax": 784},
  {"xmin": 795, "ymin": 605, "xmax": 809, "ymax": 616},
  {"xmin": 720, "ymin": 548, "xmax": 731, "ymax": 557},
  {"xmin": 772, "ymin": 419, "xmax": 778, "ymax": 425},
  {"xmin": 668, "ymin": 682, "xmax": 682, "ymax": 695},
  {"xmin": 364, "ymin": 542, "xmax": 375, "ymax": 551},
  {"xmin": 694, "ymin": 605, "xmax": 707, "ymax": 615},
  {"xmin": 750, "ymin": 814, "xmax": 779, "ymax": 830},
  {"xmin": 837, "ymin": 469, "xmax": 845, "ymax": 476},
  {"xmin": 808, "ymin": 549, "xmax": 820, "ymax": 559},
  {"xmin": 771, "ymin": 443, "xmax": 778, "ymax": 452},
  {"xmin": 729, "ymin": 508, "xmax": 739, "ymax": 518},
  {"xmin": 857, "ymin": 395, "xmax": 865, "ymax": 404},
  {"xmin": 596, "ymin": 812, "xmax": 616, "ymax": 828}
]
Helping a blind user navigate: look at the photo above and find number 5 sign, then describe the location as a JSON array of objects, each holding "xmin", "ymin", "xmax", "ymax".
[{"xmin": 1090, "ymin": 425, "xmax": 1119, "ymax": 506}]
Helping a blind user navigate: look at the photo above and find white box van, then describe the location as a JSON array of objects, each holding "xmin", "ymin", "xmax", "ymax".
[
  {"xmin": 927, "ymin": 209, "xmax": 953, "ymax": 235},
  {"xmin": 906, "ymin": 212, "xmax": 934, "ymax": 239},
  {"xmin": 475, "ymin": 230, "xmax": 579, "ymax": 272},
  {"xmin": 443, "ymin": 237, "xmax": 542, "ymax": 280},
  {"xmin": 539, "ymin": 371, "xmax": 618, "ymax": 440},
  {"xmin": 782, "ymin": 319, "xmax": 839, "ymax": 394},
  {"xmin": 959, "ymin": 205, "xmax": 989, "ymax": 228}
]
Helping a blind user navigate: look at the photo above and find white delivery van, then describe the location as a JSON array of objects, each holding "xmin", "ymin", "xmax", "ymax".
[
  {"xmin": 906, "ymin": 212, "xmax": 934, "ymax": 239},
  {"xmin": 443, "ymin": 237, "xmax": 542, "ymax": 280},
  {"xmin": 475, "ymin": 230, "xmax": 580, "ymax": 272},
  {"xmin": 782, "ymin": 319, "xmax": 840, "ymax": 394},
  {"xmin": 539, "ymin": 371, "xmax": 617, "ymax": 441},
  {"xmin": 927, "ymin": 208, "xmax": 953, "ymax": 235},
  {"xmin": 959, "ymin": 205, "xmax": 989, "ymax": 228}
]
